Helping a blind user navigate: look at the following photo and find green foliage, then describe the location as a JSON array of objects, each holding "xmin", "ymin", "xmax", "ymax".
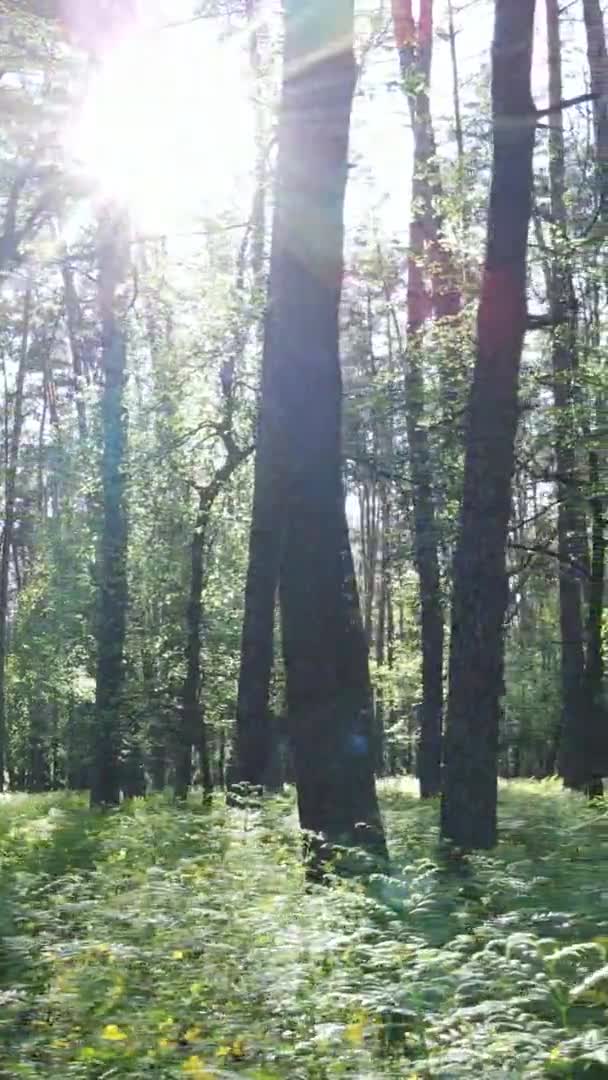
[{"xmin": 1, "ymin": 781, "xmax": 608, "ymax": 1078}]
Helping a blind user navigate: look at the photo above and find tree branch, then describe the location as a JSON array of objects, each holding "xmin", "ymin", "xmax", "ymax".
[
  {"xmin": 535, "ymin": 91, "xmax": 598, "ymax": 118},
  {"xmin": 508, "ymin": 541, "xmax": 589, "ymax": 578}
]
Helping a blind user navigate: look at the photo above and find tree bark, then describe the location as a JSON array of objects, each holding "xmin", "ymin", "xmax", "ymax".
[
  {"xmin": 232, "ymin": 434, "xmax": 280, "ymax": 787},
  {"xmin": 272, "ymin": 0, "xmax": 386, "ymax": 869},
  {"xmin": 582, "ymin": 0, "xmax": 608, "ymax": 232},
  {"xmin": 586, "ymin": 444, "xmax": 605, "ymax": 792},
  {"xmin": 175, "ymin": 442, "xmax": 249, "ymax": 800},
  {"xmin": 440, "ymin": 0, "xmax": 536, "ymax": 849},
  {"xmin": 543, "ymin": 0, "xmax": 589, "ymax": 792},
  {"xmin": 62, "ymin": 262, "xmax": 89, "ymax": 442},
  {"xmin": 175, "ymin": 494, "xmax": 212, "ymax": 800},
  {"xmin": 392, "ymin": 0, "xmax": 444, "ymax": 797},
  {"xmin": 232, "ymin": 2, "xmax": 278, "ymax": 792},
  {"xmin": 582, "ymin": 0, "xmax": 608, "ymax": 793},
  {"xmin": 0, "ymin": 288, "xmax": 30, "ymax": 792},
  {"xmin": 90, "ymin": 208, "xmax": 129, "ymax": 808}
]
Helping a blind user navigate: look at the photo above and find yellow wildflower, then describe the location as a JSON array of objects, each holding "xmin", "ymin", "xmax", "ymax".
[
  {"xmin": 101, "ymin": 1023, "xmax": 127, "ymax": 1041},
  {"xmin": 181, "ymin": 1055, "xmax": 214, "ymax": 1078}
]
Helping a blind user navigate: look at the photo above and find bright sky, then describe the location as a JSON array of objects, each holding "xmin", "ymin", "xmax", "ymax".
[
  {"xmin": 65, "ymin": 1, "xmax": 254, "ymax": 236},
  {"xmin": 63, "ymin": 0, "xmax": 590, "ymax": 254}
]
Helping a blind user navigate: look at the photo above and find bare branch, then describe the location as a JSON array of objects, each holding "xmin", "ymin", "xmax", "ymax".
[{"xmin": 535, "ymin": 91, "xmax": 598, "ymax": 118}]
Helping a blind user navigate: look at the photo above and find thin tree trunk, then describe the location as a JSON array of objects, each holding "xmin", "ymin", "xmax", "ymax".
[
  {"xmin": 247, "ymin": 0, "xmax": 267, "ymax": 304},
  {"xmin": 361, "ymin": 481, "xmax": 379, "ymax": 643},
  {"xmin": 447, "ymin": 0, "xmax": 464, "ymax": 171},
  {"xmin": 543, "ymin": 0, "xmax": 589, "ymax": 791},
  {"xmin": 268, "ymin": 0, "xmax": 386, "ymax": 869},
  {"xmin": 582, "ymin": 0, "xmax": 608, "ymax": 231},
  {"xmin": 90, "ymin": 209, "xmax": 129, "ymax": 808},
  {"xmin": 175, "ymin": 494, "xmax": 212, "ymax": 800},
  {"xmin": 392, "ymin": 0, "xmax": 444, "ymax": 797},
  {"xmin": 62, "ymin": 262, "xmax": 89, "ymax": 442},
  {"xmin": 178, "ymin": 443, "xmax": 251, "ymax": 800},
  {"xmin": 0, "ymin": 288, "xmax": 30, "ymax": 792},
  {"xmin": 447, "ymin": 0, "xmax": 470, "ymax": 265},
  {"xmin": 586, "ymin": 443, "xmax": 605, "ymax": 794},
  {"xmin": 374, "ymin": 487, "xmax": 391, "ymax": 774},
  {"xmin": 440, "ymin": 0, "xmax": 536, "ymax": 849},
  {"xmin": 582, "ymin": 0, "xmax": 608, "ymax": 794}
]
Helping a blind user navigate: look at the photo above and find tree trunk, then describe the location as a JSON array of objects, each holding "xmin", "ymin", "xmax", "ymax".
[
  {"xmin": 393, "ymin": 0, "xmax": 444, "ymax": 797},
  {"xmin": 179, "ymin": 440, "xmax": 250, "ymax": 800},
  {"xmin": 90, "ymin": 208, "xmax": 129, "ymax": 808},
  {"xmin": 586, "ymin": 444, "xmax": 605, "ymax": 794},
  {"xmin": 232, "ymin": 436, "xmax": 279, "ymax": 787},
  {"xmin": 175, "ymin": 494, "xmax": 212, "ymax": 800},
  {"xmin": 273, "ymin": 0, "xmax": 386, "ymax": 869},
  {"xmin": 582, "ymin": 0, "xmax": 608, "ymax": 794},
  {"xmin": 62, "ymin": 262, "xmax": 89, "ymax": 442},
  {"xmin": 544, "ymin": 0, "xmax": 589, "ymax": 791},
  {"xmin": 440, "ymin": 0, "xmax": 536, "ymax": 849},
  {"xmin": 232, "ymin": 3, "xmax": 277, "ymax": 793},
  {"xmin": 0, "ymin": 288, "xmax": 30, "ymax": 792},
  {"xmin": 582, "ymin": 0, "xmax": 608, "ymax": 231},
  {"xmin": 374, "ymin": 488, "xmax": 390, "ymax": 774}
]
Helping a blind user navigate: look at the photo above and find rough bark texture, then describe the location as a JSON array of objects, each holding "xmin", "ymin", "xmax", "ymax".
[
  {"xmin": 440, "ymin": 0, "xmax": 536, "ymax": 849},
  {"xmin": 90, "ymin": 209, "xmax": 129, "ymax": 808},
  {"xmin": 0, "ymin": 289, "xmax": 30, "ymax": 792},
  {"xmin": 266, "ymin": 0, "xmax": 386, "ymax": 867}
]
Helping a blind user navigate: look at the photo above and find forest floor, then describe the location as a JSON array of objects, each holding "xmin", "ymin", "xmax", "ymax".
[{"xmin": 1, "ymin": 780, "xmax": 608, "ymax": 1079}]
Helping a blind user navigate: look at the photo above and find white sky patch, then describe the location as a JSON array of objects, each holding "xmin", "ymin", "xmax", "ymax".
[
  {"xmin": 64, "ymin": 1, "xmax": 254, "ymax": 235},
  {"xmin": 61, "ymin": 0, "xmax": 594, "ymax": 255}
]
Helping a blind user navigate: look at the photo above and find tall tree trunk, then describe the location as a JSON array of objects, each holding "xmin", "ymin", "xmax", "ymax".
[
  {"xmin": 90, "ymin": 209, "xmax": 129, "ymax": 808},
  {"xmin": 582, "ymin": 0, "xmax": 608, "ymax": 231},
  {"xmin": 178, "ymin": 438, "xmax": 250, "ymax": 800},
  {"xmin": 273, "ymin": 0, "xmax": 386, "ymax": 868},
  {"xmin": 440, "ymin": 0, "xmax": 536, "ymax": 849},
  {"xmin": 0, "ymin": 288, "xmax": 30, "ymax": 792},
  {"xmin": 247, "ymin": 0, "xmax": 267, "ymax": 304},
  {"xmin": 544, "ymin": 0, "xmax": 589, "ymax": 791},
  {"xmin": 582, "ymin": 0, "xmax": 608, "ymax": 793},
  {"xmin": 447, "ymin": 0, "xmax": 464, "ymax": 176},
  {"xmin": 232, "ymin": 2, "xmax": 277, "ymax": 792},
  {"xmin": 393, "ymin": 0, "xmax": 444, "ymax": 797}
]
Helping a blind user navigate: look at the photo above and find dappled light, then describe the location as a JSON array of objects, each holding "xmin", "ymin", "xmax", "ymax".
[
  {"xmin": 1, "ymin": 782, "xmax": 608, "ymax": 1074},
  {"xmin": 1, "ymin": 0, "xmax": 607, "ymax": 1075}
]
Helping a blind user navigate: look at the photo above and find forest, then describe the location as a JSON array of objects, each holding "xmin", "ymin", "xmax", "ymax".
[{"xmin": 0, "ymin": 0, "xmax": 608, "ymax": 1076}]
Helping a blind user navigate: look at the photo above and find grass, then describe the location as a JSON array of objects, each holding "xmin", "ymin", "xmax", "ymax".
[{"xmin": 1, "ymin": 779, "xmax": 608, "ymax": 1078}]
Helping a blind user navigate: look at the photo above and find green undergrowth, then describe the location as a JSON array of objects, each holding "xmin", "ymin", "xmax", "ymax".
[{"xmin": 1, "ymin": 779, "xmax": 608, "ymax": 1078}]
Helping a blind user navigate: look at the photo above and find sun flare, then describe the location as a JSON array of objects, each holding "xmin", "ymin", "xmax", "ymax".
[{"xmin": 65, "ymin": 22, "xmax": 253, "ymax": 233}]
